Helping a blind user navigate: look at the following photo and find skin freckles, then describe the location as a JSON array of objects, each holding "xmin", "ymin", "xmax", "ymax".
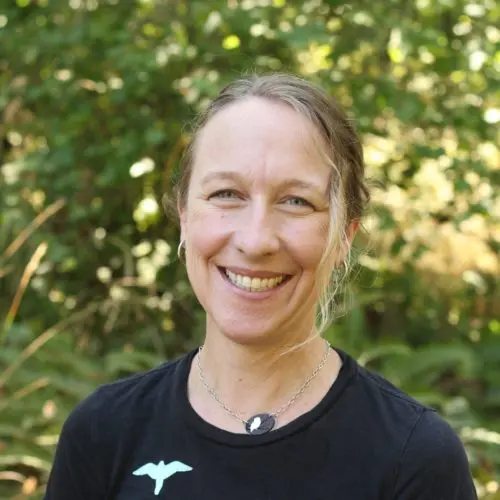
[{"xmin": 180, "ymin": 97, "xmax": 333, "ymax": 348}]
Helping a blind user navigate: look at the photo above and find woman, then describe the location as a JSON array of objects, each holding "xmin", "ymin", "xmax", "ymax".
[{"xmin": 45, "ymin": 74, "xmax": 477, "ymax": 499}]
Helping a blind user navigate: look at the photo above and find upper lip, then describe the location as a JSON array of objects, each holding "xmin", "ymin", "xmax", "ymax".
[{"xmin": 221, "ymin": 266, "xmax": 290, "ymax": 278}]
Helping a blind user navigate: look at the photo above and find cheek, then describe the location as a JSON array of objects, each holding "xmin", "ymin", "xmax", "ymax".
[
  {"xmin": 186, "ymin": 206, "xmax": 228, "ymax": 258},
  {"xmin": 284, "ymin": 218, "xmax": 329, "ymax": 270}
]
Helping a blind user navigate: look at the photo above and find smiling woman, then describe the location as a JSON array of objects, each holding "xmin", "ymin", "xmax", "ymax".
[
  {"xmin": 180, "ymin": 96, "xmax": 337, "ymax": 350},
  {"xmin": 44, "ymin": 74, "xmax": 477, "ymax": 500}
]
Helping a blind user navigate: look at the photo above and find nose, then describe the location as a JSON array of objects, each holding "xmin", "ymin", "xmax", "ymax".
[{"xmin": 233, "ymin": 201, "xmax": 280, "ymax": 258}]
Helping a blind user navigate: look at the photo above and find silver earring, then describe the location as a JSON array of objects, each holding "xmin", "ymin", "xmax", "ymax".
[{"xmin": 177, "ymin": 240, "xmax": 185, "ymax": 261}]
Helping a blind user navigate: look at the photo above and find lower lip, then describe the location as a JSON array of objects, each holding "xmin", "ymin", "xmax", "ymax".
[{"xmin": 217, "ymin": 267, "xmax": 291, "ymax": 300}]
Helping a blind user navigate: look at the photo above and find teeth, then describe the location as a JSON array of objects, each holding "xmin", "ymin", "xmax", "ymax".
[{"xmin": 225, "ymin": 270, "xmax": 285, "ymax": 291}]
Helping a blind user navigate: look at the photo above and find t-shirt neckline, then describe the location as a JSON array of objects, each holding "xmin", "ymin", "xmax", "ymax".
[{"xmin": 177, "ymin": 346, "xmax": 357, "ymax": 447}]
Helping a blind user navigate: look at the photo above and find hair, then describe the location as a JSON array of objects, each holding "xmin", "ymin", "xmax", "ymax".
[{"xmin": 172, "ymin": 73, "xmax": 370, "ymax": 342}]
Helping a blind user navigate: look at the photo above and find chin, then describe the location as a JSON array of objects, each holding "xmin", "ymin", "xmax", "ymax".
[{"xmin": 211, "ymin": 316, "xmax": 284, "ymax": 347}]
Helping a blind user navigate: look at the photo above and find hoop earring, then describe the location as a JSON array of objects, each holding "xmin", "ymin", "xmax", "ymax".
[{"xmin": 177, "ymin": 240, "xmax": 185, "ymax": 262}]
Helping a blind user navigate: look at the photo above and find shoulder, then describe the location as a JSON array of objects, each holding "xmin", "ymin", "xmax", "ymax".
[
  {"xmin": 346, "ymin": 358, "xmax": 476, "ymax": 498},
  {"xmin": 354, "ymin": 361, "xmax": 428, "ymax": 416},
  {"xmin": 45, "ymin": 352, "xmax": 194, "ymax": 498},
  {"xmin": 391, "ymin": 410, "xmax": 477, "ymax": 498},
  {"xmin": 63, "ymin": 351, "xmax": 193, "ymax": 437},
  {"xmin": 345, "ymin": 357, "xmax": 432, "ymax": 440},
  {"xmin": 402, "ymin": 409, "xmax": 470, "ymax": 464},
  {"xmin": 354, "ymin": 358, "xmax": 474, "ymax": 460}
]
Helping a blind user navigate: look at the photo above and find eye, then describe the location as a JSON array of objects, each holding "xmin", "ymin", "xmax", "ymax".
[
  {"xmin": 209, "ymin": 189, "xmax": 240, "ymax": 200},
  {"xmin": 283, "ymin": 196, "xmax": 313, "ymax": 208}
]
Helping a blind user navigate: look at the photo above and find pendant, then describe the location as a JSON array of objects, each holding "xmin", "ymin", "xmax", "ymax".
[{"xmin": 245, "ymin": 413, "xmax": 276, "ymax": 435}]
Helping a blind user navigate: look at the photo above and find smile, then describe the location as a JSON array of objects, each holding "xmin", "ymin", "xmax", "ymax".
[{"xmin": 221, "ymin": 268, "xmax": 290, "ymax": 292}]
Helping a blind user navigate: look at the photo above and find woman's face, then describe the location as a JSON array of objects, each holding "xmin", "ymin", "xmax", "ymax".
[{"xmin": 180, "ymin": 97, "xmax": 333, "ymax": 346}]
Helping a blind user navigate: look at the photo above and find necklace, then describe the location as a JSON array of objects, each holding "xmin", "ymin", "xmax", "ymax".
[{"xmin": 196, "ymin": 340, "xmax": 331, "ymax": 435}]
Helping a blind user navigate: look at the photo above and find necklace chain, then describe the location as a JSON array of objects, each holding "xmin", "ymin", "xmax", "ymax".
[{"xmin": 196, "ymin": 340, "xmax": 331, "ymax": 427}]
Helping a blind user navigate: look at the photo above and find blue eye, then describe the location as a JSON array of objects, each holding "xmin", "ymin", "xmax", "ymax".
[{"xmin": 284, "ymin": 197, "xmax": 312, "ymax": 207}]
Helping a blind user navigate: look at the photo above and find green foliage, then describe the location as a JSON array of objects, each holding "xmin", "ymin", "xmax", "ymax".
[{"xmin": 0, "ymin": 0, "xmax": 499, "ymax": 497}]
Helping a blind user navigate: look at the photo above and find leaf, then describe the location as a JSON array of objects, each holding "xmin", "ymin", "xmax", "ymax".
[
  {"xmin": 358, "ymin": 343, "xmax": 411, "ymax": 367},
  {"xmin": 385, "ymin": 344, "xmax": 477, "ymax": 386}
]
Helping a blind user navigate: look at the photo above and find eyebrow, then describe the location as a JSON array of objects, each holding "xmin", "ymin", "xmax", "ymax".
[
  {"xmin": 200, "ymin": 171, "xmax": 327, "ymax": 194},
  {"xmin": 200, "ymin": 171, "xmax": 242, "ymax": 185}
]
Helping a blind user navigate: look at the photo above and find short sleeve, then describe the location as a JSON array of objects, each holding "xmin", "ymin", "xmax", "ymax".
[
  {"xmin": 392, "ymin": 409, "xmax": 477, "ymax": 500},
  {"xmin": 44, "ymin": 392, "xmax": 107, "ymax": 499}
]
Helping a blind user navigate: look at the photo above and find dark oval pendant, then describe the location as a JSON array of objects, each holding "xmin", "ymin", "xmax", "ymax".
[{"xmin": 245, "ymin": 413, "xmax": 276, "ymax": 435}]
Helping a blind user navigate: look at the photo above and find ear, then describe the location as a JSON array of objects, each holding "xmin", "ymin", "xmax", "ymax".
[
  {"xmin": 178, "ymin": 200, "xmax": 187, "ymax": 242},
  {"xmin": 335, "ymin": 219, "xmax": 360, "ymax": 265},
  {"xmin": 347, "ymin": 219, "xmax": 360, "ymax": 246}
]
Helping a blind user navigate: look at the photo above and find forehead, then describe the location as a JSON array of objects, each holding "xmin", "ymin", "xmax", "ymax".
[{"xmin": 191, "ymin": 97, "xmax": 329, "ymax": 183}]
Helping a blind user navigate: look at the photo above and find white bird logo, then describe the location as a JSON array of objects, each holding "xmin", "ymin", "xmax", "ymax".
[
  {"xmin": 249, "ymin": 417, "xmax": 262, "ymax": 433},
  {"xmin": 132, "ymin": 460, "xmax": 193, "ymax": 495}
]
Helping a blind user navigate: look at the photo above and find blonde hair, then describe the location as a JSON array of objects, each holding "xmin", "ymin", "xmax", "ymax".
[{"xmin": 175, "ymin": 73, "xmax": 370, "ymax": 341}]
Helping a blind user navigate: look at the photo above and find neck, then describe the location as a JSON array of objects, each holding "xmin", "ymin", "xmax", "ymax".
[{"xmin": 189, "ymin": 328, "xmax": 334, "ymax": 422}]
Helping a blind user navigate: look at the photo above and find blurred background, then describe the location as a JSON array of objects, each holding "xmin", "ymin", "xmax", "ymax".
[{"xmin": 0, "ymin": 0, "xmax": 499, "ymax": 498}]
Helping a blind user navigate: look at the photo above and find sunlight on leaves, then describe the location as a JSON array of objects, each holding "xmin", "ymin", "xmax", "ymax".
[{"xmin": 222, "ymin": 35, "xmax": 241, "ymax": 50}]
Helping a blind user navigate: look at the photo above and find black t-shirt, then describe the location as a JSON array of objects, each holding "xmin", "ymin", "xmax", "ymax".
[{"xmin": 44, "ymin": 348, "xmax": 477, "ymax": 499}]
